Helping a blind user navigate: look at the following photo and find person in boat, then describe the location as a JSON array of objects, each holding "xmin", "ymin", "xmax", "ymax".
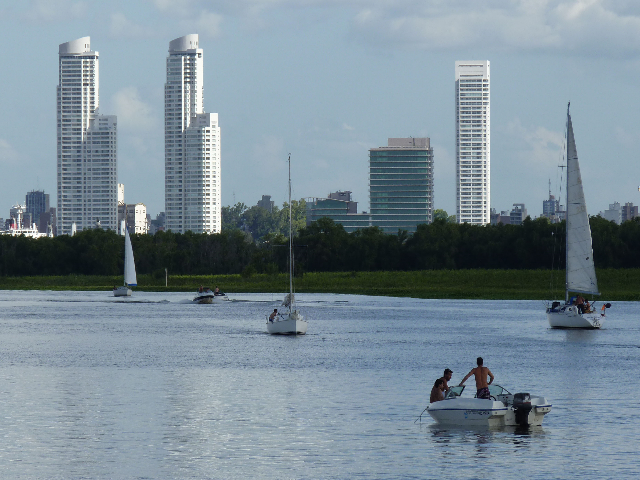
[
  {"xmin": 430, "ymin": 378, "xmax": 445, "ymax": 403},
  {"xmin": 576, "ymin": 295, "xmax": 585, "ymax": 313},
  {"xmin": 584, "ymin": 299, "xmax": 591, "ymax": 313},
  {"xmin": 269, "ymin": 309, "xmax": 278, "ymax": 322},
  {"xmin": 214, "ymin": 286, "xmax": 219, "ymax": 294},
  {"xmin": 459, "ymin": 357, "xmax": 494, "ymax": 400},
  {"xmin": 440, "ymin": 368, "xmax": 453, "ymax": 394},
  {"xmin": 198, "ymin": 285, "xmax": 203, "ymax": 293}
]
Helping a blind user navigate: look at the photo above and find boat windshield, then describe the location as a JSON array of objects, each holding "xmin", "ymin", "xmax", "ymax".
[
  {"xmin": 488, "ymin": 384, "xmax": 510, "ymax": 396},
  {"xmin": 445, "ymin": 385, "xmax": 465, "ymax": 399}
]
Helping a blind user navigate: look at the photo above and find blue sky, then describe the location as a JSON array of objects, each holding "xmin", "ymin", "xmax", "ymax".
[{"xmin": 1, "ymin": 0, "xmax": 639, "ymax": 220}]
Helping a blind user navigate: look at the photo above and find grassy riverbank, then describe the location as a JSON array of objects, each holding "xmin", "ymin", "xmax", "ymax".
[{"xmin": 0, "ymin": 269, "xmax": 638, "ymax": 300}]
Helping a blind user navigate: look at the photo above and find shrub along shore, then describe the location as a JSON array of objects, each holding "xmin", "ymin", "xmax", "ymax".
[{"xmin": 1, "ymin": 269, "xmax": 638, "ymax": 301}]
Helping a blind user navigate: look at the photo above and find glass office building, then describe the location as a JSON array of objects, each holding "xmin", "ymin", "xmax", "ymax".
[{"xmin": 369, "ymin": 138, "xmax": 434, "ymax": 233}]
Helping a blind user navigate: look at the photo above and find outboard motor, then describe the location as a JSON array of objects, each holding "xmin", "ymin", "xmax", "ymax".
[{"xmin": 513, "ymin": 393, "xmax": 532, "ymax": 427}]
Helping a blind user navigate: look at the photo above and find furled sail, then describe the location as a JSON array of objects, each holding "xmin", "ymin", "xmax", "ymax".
[
  {"xmin": 565, "ymin": 109, "xmax": 598, "ymax": 295},
  {"xmin": 124, "ymin": 229, "xmax": 138, "ymax": 287}
]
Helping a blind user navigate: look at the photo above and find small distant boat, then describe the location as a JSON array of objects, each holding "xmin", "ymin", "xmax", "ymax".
[
  {"xmin": 546, "ymin": 104, "xmax": 611, "ymax": 328},
  {"xmin": 425, "ymin": 385, "xmax": 552, "ymax": 427},
  {"xmin": 267, "ymin": 155, "xmax": 308, "ymax": 335},
  {"xmin": 114, "ymin": 228, "xmax": 137, "ymax": 297},
  {"xmin": 193, "ymin": 288, "xmax": 228, "ymax": 304}
]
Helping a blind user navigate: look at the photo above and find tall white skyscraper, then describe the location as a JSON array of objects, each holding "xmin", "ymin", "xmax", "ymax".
[
  {"xmin": 165, "ymin": 34, "xmax": 221, "ymax": 234},
  {"xmin": 57, "ymin": 37, "xmax": 118, "ymax": 235},
  {"xmin": 455, "ymin": 60, "xmax": 490, "ymax": 225}
]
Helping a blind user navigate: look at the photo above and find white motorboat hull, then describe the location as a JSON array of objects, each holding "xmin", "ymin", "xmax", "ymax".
[
  {"xmin": 547, "ymin": 304, "xmax": 604, "ymax": 329},
  {"xmin": 193, "ymin": 294, "xmax": 213, "ymax": 304},
  {"xmin": 427, "ymin": 395, "xmax": 551, "ymax": 427},
  {"xmin": 267, "ymin": 312, "xmax": 308, "ymax": 335},
  {"xmin": 113, "ymin": 286, "xmax": 132, "ymax": 297}
]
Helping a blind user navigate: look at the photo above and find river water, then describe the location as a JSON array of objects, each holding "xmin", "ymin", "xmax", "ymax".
[{"xmin": 0, "ymin": 290, "xmax": 638, "ymax": 479}]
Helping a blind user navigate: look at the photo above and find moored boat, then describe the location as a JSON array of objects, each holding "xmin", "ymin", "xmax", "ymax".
[{"xmin": 426, "ymin": 385, "xmax": 552, "ymax": 427}]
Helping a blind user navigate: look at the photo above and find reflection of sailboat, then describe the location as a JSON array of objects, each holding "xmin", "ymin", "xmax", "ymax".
[
  {"xmin": 266, "ymin": 155, "xmax": 308, "ymax": 335},
  {"xmin": 113, "ymin": 229, "xmax": 137, "ymax": 297},
  {"xmin": 546, "ymin": 104, "xmax": 610, "ymax": 328}
]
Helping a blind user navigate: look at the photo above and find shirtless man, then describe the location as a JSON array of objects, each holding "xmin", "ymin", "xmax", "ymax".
[
  {"xmin": 430, "ymin": 378, "xmax": 445, "ymax": 403},
  {"xmin": 440, "ymin": 368, "xmax": 453, "ymax": 394},
  {"xmin": 459, "ymin": 357, "xmax": 494, "ymax": 400}
]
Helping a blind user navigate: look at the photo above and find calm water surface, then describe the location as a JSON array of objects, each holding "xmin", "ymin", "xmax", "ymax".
[{"xmin": 0, "ymin": 290, "xmax": 638, "ymax": 479}]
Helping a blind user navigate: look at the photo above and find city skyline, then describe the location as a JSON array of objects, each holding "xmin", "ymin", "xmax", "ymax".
[{"xmin": 1, "ymin": 2, "xmax": 639, "ymax": 222}]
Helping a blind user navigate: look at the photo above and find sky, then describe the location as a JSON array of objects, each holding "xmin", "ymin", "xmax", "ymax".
[{"xmin": 1, "ymin": 0, "xmax": 640, "ymax": 220}]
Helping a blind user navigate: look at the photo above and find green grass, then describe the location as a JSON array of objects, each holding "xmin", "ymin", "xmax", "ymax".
[{"xmin": 1, "ymin": 269, "xmax": 638, "ymax": 300}]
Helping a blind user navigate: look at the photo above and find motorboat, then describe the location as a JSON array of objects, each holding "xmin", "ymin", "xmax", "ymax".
[
  {"xmin": 114, "ymin": 228, "xmax": 137, "ymax": 297},
  {"xmin": 266, "ymin": 155, "xmax": 308, "ymax": 335},
  {"xmin": 193, "ymin": 288, "xmax": 228, "ymax": 304},
  {"xmin": 425, "ymin": 385, "xmax": 552, "ymax": 427},
  {"xmin": 546, "ymin": 104, "xmax": 611, "ymax": 328}
]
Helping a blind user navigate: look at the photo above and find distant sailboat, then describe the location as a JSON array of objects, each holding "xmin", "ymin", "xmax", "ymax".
[
  {"xmin": 113, "ymin": 229, "xmax": 137, "ymax": 297},
  {"xmin": 266, "ymin": 155, "xmax": 308, "ymax": 335},
  {"xmin": 546, "ymin": 104, "xmax": 611, "ymax": 328}
]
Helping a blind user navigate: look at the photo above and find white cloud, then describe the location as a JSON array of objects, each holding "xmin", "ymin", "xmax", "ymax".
[
  {"xmin": 22, "ymin": 0, "xmax": 86, "ymax": 23},
  {"xmin": 350, "ymin": 0, "xmax": 640, "ymax": 56},
  {"xmin": 109, "ymin": 87, "xmax": 157, "ymax": 132},
  {"xmin": 501, "ymin": 118, "xmax": 564, "ymax": 170},
  {"xmin": 189, "ymin": 10, "xmax": 223, "ymax": 38},
  {"xmin": 0, "ymin": 139, "xmax": 20, "ymax": 166},
  {"xmin": 110, "ymin": 12, "xmax": 155, "ymax": 38}
]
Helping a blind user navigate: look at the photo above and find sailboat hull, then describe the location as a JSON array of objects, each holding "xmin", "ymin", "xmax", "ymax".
[
  {"xmin": 113, "ymin": 286, "xmax": 132, "ymax": 297},
  {"xmin": 267, "ymin": 312, "xmax": 308, "ymax": 335},
  {"xmin": 547, "ymin": 305, "xmax": 604, "ymax": 329}
]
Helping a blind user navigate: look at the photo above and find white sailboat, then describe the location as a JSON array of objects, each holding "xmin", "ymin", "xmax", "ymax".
[
  {"xmin": 113, "ymin": 228, "xmax": 137, "ymax": 297},
  {"xmin": 546, "ymin": 104, "xmax": 610, "ymax": 328},
  {"xmin": 267, "ymin": 155, "xmax": 308, "ymax": 335}
]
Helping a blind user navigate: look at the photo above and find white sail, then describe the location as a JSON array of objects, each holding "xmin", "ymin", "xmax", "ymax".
[
  {"xmin": 565, "ymin": 110, "xmax": 598, "ymax": 295},
  {"xmin": 124, "ymin": 229, "xmax": 137, "ymax": 287}
]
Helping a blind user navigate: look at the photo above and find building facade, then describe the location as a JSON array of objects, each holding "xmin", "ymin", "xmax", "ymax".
[
  {"xmin": 26, "ymin": 190, "xmax": 50, "ymax": 233},
  {"xmin": 509, "ymin": 203, "xmax": 527, "ymax": 225},
  {"xmin": 57, "ymin": 37, "xmax": 118, "ymax": 236},
  {"xmin": 306, "ymin": 191, "xmax": 370, "ymax": 233},
  {"xmin": 455, "ymin": 60, "xmax": 490, "ymax": 225},
  {"xmin": 165, "ymin": 34, "xmax": 221, "ymax": 234},
  {"xmin": 369, "ymin": 138, "xmax": 434, "ymax": 233}
]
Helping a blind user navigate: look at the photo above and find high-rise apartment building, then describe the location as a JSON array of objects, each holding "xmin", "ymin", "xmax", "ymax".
[
  {"xmin": 57, "ymin": 37, "xmax": 118, "ymax": 235},
  {"xmin": 165, "ymin": 34, "xmax": 221, "ymax": 234},
  {"xmin": 25, "ymin": 190, "xmax": 49, "ymax": 233},
  {"xmin": 369, "ymin": 138, "xmax": 434, "ymax": 233},
  {"xmin": 455, "ymin": 60, "xmax": 490, "ymax": 225}
]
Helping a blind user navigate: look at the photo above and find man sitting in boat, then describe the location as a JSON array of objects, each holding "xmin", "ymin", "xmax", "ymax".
[
  {"xmin": 269, "ymin": 309, "xmax": 278, "ymax": 322},
  {"xmin": 440, "ymin": 368, "xmax": 453, "ymax": 395},
  {"xmin": 459, "ymin": 357, "xmax": 494, "ymax": 400},
  {"xmin": 430, "ymin": 378, "xmax": 445, "ymax": 403}
]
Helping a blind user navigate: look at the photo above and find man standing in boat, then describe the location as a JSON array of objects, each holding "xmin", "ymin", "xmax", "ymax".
[{"xmin": 459, "ymin": 357, "xmax": 494, "ymax": 400}]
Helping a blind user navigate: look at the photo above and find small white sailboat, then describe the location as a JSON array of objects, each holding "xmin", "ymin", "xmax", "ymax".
[
  {"xmin": 546, "ymin": 104, "xmax": 610, "ymax": 328},
  {"xmin": 113, "ymin": 228, "xmax": 137, "ymax": 297},
  {"xmin": 267, "ymin": 155, "xmax": 308, "ymax": 335}
]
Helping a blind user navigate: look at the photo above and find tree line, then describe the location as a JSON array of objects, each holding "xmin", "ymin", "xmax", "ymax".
[{"xmin": 1, "ymin": 214, "xmax": 640, "ymax": 277}]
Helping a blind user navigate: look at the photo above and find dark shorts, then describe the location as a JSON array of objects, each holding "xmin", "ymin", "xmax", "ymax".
[{"xmin": 477, "ymin": 387, "xmax": 491, "ymax": 399}]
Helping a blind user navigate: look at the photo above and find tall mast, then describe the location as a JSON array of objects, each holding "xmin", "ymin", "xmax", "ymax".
[
  {"xmin": 288, "ymin": 155, "xmax": 293, "ymax": 308},
  {"xmin": 565, "ymin": 102, "xmax": 570, "ymax": 304}
]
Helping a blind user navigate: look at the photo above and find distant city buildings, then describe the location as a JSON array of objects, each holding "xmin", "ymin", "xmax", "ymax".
[
  {"xmin": 542, "ymin": 188, "xmax": 565, "ymax": 224},
  {"xmin": 621, "ymin": 202, "xmax": 638, "ymax": 222},
  {"xmin": 149, "ymin": 212, "xmax": 166, "ymax": 235},
  {"xmin": 490, "ymin": 208, "xmax": 511, "ymax": 225},
  {"xmin": 57, "ymin": 37, "xmax": 118, "ymax": 236},
  {"xmin": 603, "ymin": 202, "xmax": 621, "ymax": 224},
  {"xmin": 165, "ymin": 34, "xmax": 221, "ymax": 234},
  {"xmin": 509, "ymin": 203, "xmax": 527, "ymax": 226},
  {"xmin": 306, "ymin": 191, "xmax": 371, "ymax": 233},
  {"xmin": 0, "ymin": 204, "xmax": 51, "ymax": 238},
  {"xmin": 368, "ymin": 137, "xmax": 434, "ymax": 233},
  {"xmin": 257, "ymin": 195, "xmax": 274, "ymax": 213},
  {"xmin": 455, "ymin": 60, "xmax": 490, "ymax": 225}
]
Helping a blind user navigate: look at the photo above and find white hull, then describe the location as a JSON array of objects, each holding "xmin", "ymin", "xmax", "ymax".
[
  {"xmin": 267, "ymin": 312, "xmax": 308, "ymax": 335},
  {"xmin": 427, "ymin": 389, "xmax": 551, "ymax": 427},
  {"xmin": 113, "ymin": 286, "xmax": 132, "ymax": 297},
  {"xmin": 547, "ymin": 304, "xmax": 604, "ymax": 329}
]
